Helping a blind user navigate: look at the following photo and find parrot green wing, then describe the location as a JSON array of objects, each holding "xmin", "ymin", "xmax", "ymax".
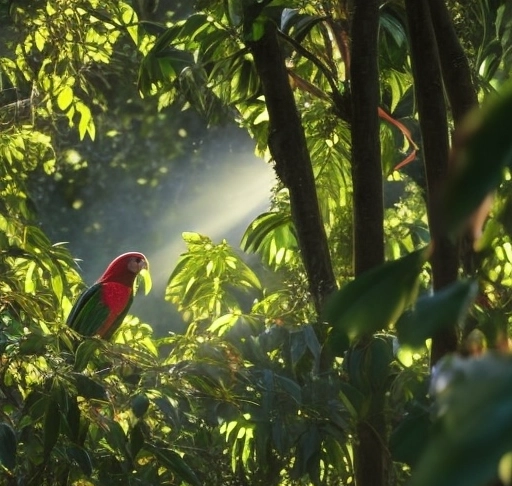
[
  {"xmin": 100, "ymin": 294, "xmax": 134, "ymax": 340},
  {"xmin": 66, "ymin": 283, "xmax": 110, "ymax": 337}
]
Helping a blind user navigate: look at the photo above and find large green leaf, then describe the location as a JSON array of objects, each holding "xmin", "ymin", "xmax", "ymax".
[
  {"xmin": 73, "ymin": 373, "xmax": 107, "ymax": 401},
  {"xmin": 43, "ymin": 399, "xmax": 60, "ymax": 460},
  {"xmin": 396, "ymin": 280, "xmax": 478, "ymax": 347},
  {"xmin": 131, "ymin": 394, "xmax": 150, "ymax": 418},
  {"xmin": 146, "ymin": 444, "xmax": 201, "ymax": 486},
  {"xmin": 129, "ymin": 421, "xmax": 145, "ymax": 460},
  {"xmin": 410, "ymin": 354, "xmax": 512, "ymax": 486},
  {"xmin": 442, "ymin": 82, "xmax": 512, "ymax": 234},
  {"xmin": 0, "ymin": 423, "xmax": 17, "ymax": 471},
  {"xmin": 66, "ymin": 445, "xmax": 93, "ymax": 476},
  {"xmin": 324, "ymin": 248, "xmax": 427, "ymax": 354},
  {"xmin": 241, "ymin": 211, "xmax": 297, "ymax": 268},
  {"xmin": 389, "ymin": 408, "xmax": 430, "ymax": 466}
]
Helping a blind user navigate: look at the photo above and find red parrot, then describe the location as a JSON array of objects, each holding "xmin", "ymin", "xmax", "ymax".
[{"xmin": 66, "ymin": 252, "xmax": 148, "ymax": 340}]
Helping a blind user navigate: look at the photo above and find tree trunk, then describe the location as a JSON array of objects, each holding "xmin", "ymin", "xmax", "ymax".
[
  {"xmin": 350, "ymin": 0, "xmax": 384, "ymax": 276},
  {"xmin": 248, "ymin": 22, "xmax": 337, "ymax": 320},
  {"xmin": 428, "ymin": 0, "xmax": 478, "ymax": 127},
  {"xmin": 349, "ymin": 1, "xmax": 388, "ymax": 485},
  {"xmin": 428, "ymin": 0, "xmax": 481, "ymax": 278},
  {"xmin": 405, "ymin": 0, "xmax": 459, "ymax": 365}
]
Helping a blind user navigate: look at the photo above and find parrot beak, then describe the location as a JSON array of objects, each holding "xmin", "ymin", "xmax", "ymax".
[{"xmin": 137, "ymin": 260, "xmax": 152, "ymax": 295}]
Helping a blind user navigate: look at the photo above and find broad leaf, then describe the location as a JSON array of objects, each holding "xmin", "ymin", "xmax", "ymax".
[
  {"xmin": 43, "ymin": 399, "xmax": 60, "ymax": 460},
  {"xmin": 129, "ymin": 422, "xmax": 145, "ymax": 460},
  {"xmin": 396, "ymin": 280, "xmax": 478, "ymax": 347},
  {"xmin": 131, "ymin": 394, "xmax": 150, "ymax": 418},
  {"xmin": 0, "ymin": 423, "xmax": 17, "ymax": 471},
  {"xmin": 411, "ymin": 354, "xmax": 512, "ymax": 486},
  {"xmin": 147, "ymin": 444, "xmax": 201, "ymax": 486},
  {"xmin": 66, "ymin": 445, "xmax": 93, "ymax": 476},
  {"xmin": 442, "ymin": 82, "xmax": 512, "ymax": 234},
  {"xmin": 324, "ymin": 248, "xmax": 428, "ymax": 354}
]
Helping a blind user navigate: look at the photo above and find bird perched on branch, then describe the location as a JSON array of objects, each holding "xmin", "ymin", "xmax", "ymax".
[{"xmin": 66, "ymin": 252, "xmax": 151, "ymax": 340}]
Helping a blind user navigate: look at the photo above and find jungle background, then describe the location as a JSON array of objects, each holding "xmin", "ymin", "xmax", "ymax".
[{"xmin": 0, "ymin": 0, "xmax": 512, "ymax": 485}]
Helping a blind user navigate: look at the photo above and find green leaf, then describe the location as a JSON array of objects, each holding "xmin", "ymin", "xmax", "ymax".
[
  {"xmin": 281, "ymin": 9, "xmax": 324, "ymax": 44},
  {"xmin": 135, "ymin": 267, "xmax": 152, "ymax": 296},
  {"xmin": 396, "ymin": 280, "xmax": 478, "ymax": 348},
  {"xmin": 43, "ymin": 399, "xmax": 60, "ymax": 460},
  {"xmin": 102, "ymin": 419, "xmax": 128, "ymax": 457},
  {"xmin": 324, "ymin": 248, "xmax": 427, "ymax": 354},
  {"xmin": 65, "ymin": 396, "xmax": 81, "ymax": 443},
  {"xmin": 390, "ymin": 408, "xmax": 431, "ymax": 466},
  {"xmin": 290, "ymin": 330, "xmax": 307, "ymax": 368},
  {"xmin": 366, "ymin": 335, "xmax": 394, "ymax": 392},
  {"xmin": 0, "ymin": 423, "xmax": 17, "ymax": 471},
  {"xmin": 303, "ymin": 325, "xmax": 321, "ymax": 368},
  {"xmin": 410, "ymin": 354, "xmax": 512, "ymax": 486},
  {"xmin": 179, "ymin": 13, "xmax": 211, "ymax": 41},
  {"xmin": 74, "ymin": 339, "xmax": 102, "ymax": 372},
  {"xmin": 73, "ymin": 373, "xmax": 107, "ymax": 401},
  {"xmin": 76, "ymin": 102, "xmax": 94, "ymax": 141},
  {"xmin": 18, "ymin": 334, "xmax": 48, "ymax": 355},
  {"xmin": 57, "ymin": 85, "xmax": 73, "ymax": 111},
  {"xmin": 129, "ymin": 421, "xmax": 145, "ymax": 460},
  {"xmin": 66, "ymin": 445, "xmax": 93, "ymax": 476},
  {"xmin": 227, "ymin": 0, "xmax": 243, "ymax": 27},
  {"xmin": 442, "ymin": 82, "xmax": 512, "ymax": 234},
  {"xmin": 147, "ymin": 444, "xmax": 201, "ymax": 486},
  {"xmin": 131, "ymin": 394, "xmax": 150, "ymax": 418}
]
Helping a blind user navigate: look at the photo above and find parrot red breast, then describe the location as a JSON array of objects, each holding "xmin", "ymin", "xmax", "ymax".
[{"xmin": 66, "ymin": 252, "xmax": 148, "ymax": 340}]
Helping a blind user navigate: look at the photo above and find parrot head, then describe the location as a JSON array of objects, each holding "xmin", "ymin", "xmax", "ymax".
[{"xmin": 97, "ymin": 252, "xmax": 148, "ymax": 287}]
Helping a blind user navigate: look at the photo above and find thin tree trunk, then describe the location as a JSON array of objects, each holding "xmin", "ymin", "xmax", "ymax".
[
  {"xmin": 405, "ymin": 0, "xmax": 459, "ymax": 365},
  {"xmin": 248, "ymin": 22, "xmax": 337, "ymax": 321},
  {"xmin": 428, "ymin": 0, "xmax": 478, "ymax": 126},
  {"xmin": 428, "ymin": 0, "xmax": 483, "ymax": 280},
  {"xmin": 350, "ymin": 1, "xmax": 387, "ymax": 485},
  {"xmin": 350, "ymin": 0, "xmax": 384, "ymax": 276}
]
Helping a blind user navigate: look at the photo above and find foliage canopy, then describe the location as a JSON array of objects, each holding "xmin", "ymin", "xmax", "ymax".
[{"xmin": 1, "ymin": 0, "xmax": 512, "ymax": 485}]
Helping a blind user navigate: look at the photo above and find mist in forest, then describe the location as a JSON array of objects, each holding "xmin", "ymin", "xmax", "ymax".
[{"xmin": 38, "ymin": 124, "xmax": 275, "ymax": 335}]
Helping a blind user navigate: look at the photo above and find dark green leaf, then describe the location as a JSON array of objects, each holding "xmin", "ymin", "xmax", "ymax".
[
  {"xmin": 289, "ymin": 330, "xmax": 306, "ymax": 368},
  {"xmin": 73, "ymin": 373, "xmax": 107, "ymax": 401},
  {"xmin": 131, "ymin": 394, "xmax": 150, "ymax": 418},
  {"xmin": 129, "ymin": 421, "xmax": 145, "ymax": 460},
  {"xmin": 74, "ymin": 339, "xmax": 102, "ymax": 372},
  {"xmin": 227, "ymin": 0, "xmax": 243, "ymax": 27},
  {"xmin": 153, "ymin": 396, "xmax": 181, "ymax": 429},
  {"xmin": 275, "ymin": 375, "xmax": 301, "ymax": 404},
  {"xmin": 18, "ymin": 334, "xmax": 48, "ymax": 355},
  {"xmin": 0, "ymin": 423, "xmax": 17, "ymax": 471},
  {"xmin": 410, "ymin": 354, "xmax": 512, "ymax": 486},
  {"xmin": 66, "ymin": 445, "xmax": 93, "ymax": 476},
  {"xmin": 303, "ymin": 325, "xmax": 321, "ymax": 367},
  {"xmin": 65, "ymin": 396, "xmax": 81, "ymax": 443},
  {"xmin": 396, "ymin": 280, "xmax": 478, "ymax": 347},
  {"xmin": 442, "ymin": 82, "xmax": 512, "ymax": 234},
  {"xmin": 366, "ymin": 335, "xmax": 394, "ymax": 391},
  {"xmin": 104, "ymin": 419, "xmax": 128, "ymax": 456},
  {"xmin": 43, "ymin": 399, "xmax": 60, "ymax": 459},
  {"xmin": 291, "ymin": 426, "xmax": 321, "ymax": 483},
  {"xmin": 179, "ymin": 13, "xmax": 210, "ymax": 41},
  {"xmin": 147, "ymin": 444, "xmax": 201, "ymax": 486},
  {"xmin": 390, "ymin": 409, "xmax": 430, "ymax": 466},
  {"xmin": 324, "ymin": 249, "xmax": 427, "ymax": 354},
  {"xmin": 280, "ymin": 8, "xmax": 324, "ymax": 44}
]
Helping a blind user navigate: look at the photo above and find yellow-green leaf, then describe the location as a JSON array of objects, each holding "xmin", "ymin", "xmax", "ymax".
[{"xmin": 57, "ymin": 86, "xmax": 74, "ymax": 111}]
